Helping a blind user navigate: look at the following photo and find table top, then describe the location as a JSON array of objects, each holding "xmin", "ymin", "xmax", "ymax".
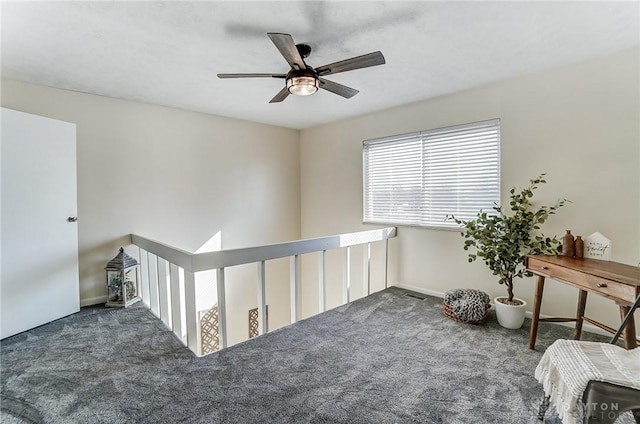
[{"xmin": 526, "ymin": 255, "xmax": 640, "ymax": 287}]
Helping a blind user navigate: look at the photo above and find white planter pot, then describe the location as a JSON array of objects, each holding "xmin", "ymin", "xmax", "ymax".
[{"xmin": 494, "ymin": 297, "xmax": 527, "ymax": 329}]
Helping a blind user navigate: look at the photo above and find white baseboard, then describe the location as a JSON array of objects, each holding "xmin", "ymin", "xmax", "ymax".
[
  {"xmin": 392, "ymin": 283, "xmax": 445, "ymax": 299},
  {"xmin": 80, "ymin": 295, "xmax": 107, "ymax": 307},
  {"xmin": 390, "ymin": 283, "xmax": 611, "ymax": 337}
]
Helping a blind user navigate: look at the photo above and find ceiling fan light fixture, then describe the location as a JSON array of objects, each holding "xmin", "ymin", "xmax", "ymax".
[
  {"xmin": 287, "ymin": 74, "xmax": 318, "ymax": 96},
  {"xmin": 218, "ymin": 33, "xmax": 385, "ymax": 103}
]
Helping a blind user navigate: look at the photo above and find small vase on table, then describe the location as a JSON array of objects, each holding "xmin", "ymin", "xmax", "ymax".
[{"xmin": 562, "ymin": 230, "xmax": 575, "ymax": 257}]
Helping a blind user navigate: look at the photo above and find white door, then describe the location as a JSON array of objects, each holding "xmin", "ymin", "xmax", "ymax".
[{"xmin": 1, "ymin": 108, "xmax": 79, "ymax": 339}]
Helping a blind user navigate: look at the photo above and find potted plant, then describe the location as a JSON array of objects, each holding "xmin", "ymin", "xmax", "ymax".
[{"xmin": 449, "ymin": 174, "xmax": 568, "ymax": 329}]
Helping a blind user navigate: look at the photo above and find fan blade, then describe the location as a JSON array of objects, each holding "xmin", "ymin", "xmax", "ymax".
[
  {"xmin": 315, "ymin": 51, "xmax": 385, "ymax": 76},
  {"xmin": 269, "ymin": 86, "xmax": 290, "ymax": 103},
  {"xmin": 267, "ymin": 33, "xmax": 306, "ymax": 70},
  {"xmin": 318, "ymin": 78, "xmax": 359, "ymax": 99},
  {"xmin": 218, "ymin": 73, "xmax": 286, "ymax": 79}
]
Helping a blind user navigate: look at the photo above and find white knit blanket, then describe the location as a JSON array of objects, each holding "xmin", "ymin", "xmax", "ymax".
[{"xmin": 535, "ymin": 340, "xmax": 640, "ymax": 424}]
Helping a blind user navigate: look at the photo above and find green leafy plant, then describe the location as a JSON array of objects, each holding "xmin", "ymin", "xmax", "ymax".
[{"xmin": 449, "ymin": 174, "xmax": 568, "ymax": 304}]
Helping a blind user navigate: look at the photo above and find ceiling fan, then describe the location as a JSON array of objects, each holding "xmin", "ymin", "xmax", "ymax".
[{"xmin": 217, "ymin": 33, "xmax": 385, "ymax": 103}]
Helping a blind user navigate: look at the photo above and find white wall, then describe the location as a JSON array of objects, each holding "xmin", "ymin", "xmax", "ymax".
[
  {"xmin": 300, "ymin": 48, "xmax": 640, "ymax": 330},
  {"xmin": 1, "ymin": 80, "xmax": 301, "ymax": 342}
]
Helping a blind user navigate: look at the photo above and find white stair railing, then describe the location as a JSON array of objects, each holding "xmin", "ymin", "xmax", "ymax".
[{"xmin": 131, "ymin": 227, "xmax": 396, "ymax": 356}]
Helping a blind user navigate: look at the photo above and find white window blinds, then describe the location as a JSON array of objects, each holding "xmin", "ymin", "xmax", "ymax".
[{"xmin": 363, "ymin": 119, "xmax": 500, "ymax": 229}]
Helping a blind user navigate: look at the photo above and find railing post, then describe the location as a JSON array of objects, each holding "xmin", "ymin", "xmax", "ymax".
[
  {"xmin": 257, "ymin": 261, "xmax": 267, "ymax": 335},
  {"xmin": 216, "ymin": 268, "xmax": 228, "ymax": 349},
  {"xmin": 290, "ymin": 255, "xmax": 299, "ymax": 323},
  {"xmin": 147, "ymin": 253, "xmax": 160, "ymax": 317},
  {"xmin": 157, "ymin": 258, "xmax": 171, "ymax": 328},
  {"xmin": 183, "ymin": 270, "xmax": 198, "ymax": 355},
  {"xmin": 139, "ymin": 248, "xmax": 150, "ymax": 307},
  {"xmin": 343, "ymin": 247, "xmax": 351, "ymax": 304},
  {"xmin": 363, "ymin": 242, "xmax": 371, "ymax": 297},
  {"xmin": 318, "ymin": 250, "xmax": 327, "ymax": 313},
  {"xmin": 169, "ymin": 263, "xmax": 185, "ymax": 344}
]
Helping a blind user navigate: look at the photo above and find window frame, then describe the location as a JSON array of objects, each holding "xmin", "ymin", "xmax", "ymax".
[{"xmin": 362, "ymin": 118, "xmax": 501, "ymax": 231}]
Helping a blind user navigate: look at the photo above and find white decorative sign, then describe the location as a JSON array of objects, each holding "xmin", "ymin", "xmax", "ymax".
[{"xmin": 584, "ymin": 232, "xmax": 611, "ymax": 260}]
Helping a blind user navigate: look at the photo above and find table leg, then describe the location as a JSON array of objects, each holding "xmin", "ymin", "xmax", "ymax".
[
  {"xmin": 619, "ymin": 305, "xmax": 637, "ymax": 349},
  {"xmin": 573, "ymin": 289, "xmax": 588, "ymax": 340},
  {"xmin": 529, "ymin": 275, "xmax": 545, "ymax": 350}
]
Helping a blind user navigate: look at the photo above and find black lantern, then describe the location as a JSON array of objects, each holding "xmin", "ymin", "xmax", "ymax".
[{"xmin": 105, "ymin": 247, "xmax": 141, "ymax": 307}]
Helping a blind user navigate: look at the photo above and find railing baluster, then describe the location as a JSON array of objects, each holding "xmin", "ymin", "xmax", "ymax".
[
  {"xmin": 257, "ymin": 261, "xmax": 267, "ymax": 335},
  {"xmin": 216, "ymin": 268, "xmax": 228, "ymax": 349},
  {"xmin": 157, "ymin": 258, "xmax": 171, "ymax": 328},
  {"xmin": 290, "ymin": 255, "xmax": 300, "ymax": 323},
  {"xmin": 343, "ymin": 247, "xmax": 351, "ymax": 304},
  {"xmin": 147, "ymin": 253, "xmax": 160, "ymax": 317},
  {"xmin": 384, "ymin": 239, "xmax": 389, "ymax": 289},
  {"xmin": 183, "ymin": 270, "xmax": 198, "ymax": 354},
  {"xmin": 139, "ymin": 248, "xmax": 150, "ymax": 307},
  {"xmin": 318, "ymin": 250, "xmax": 327, "ymax": 313},
  {"xmin": 169, "ymin": 263, "xmax": 185, "ymax": 344},
  {"xmin": 363, "ymin": 242, "xmax": 371, "ymax": 297}
]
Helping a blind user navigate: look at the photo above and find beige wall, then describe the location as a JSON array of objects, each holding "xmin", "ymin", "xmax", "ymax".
[
  {"xmin": 1, "ymin": 80, "xmax": 301, "ymax": 342},
  {"xmin": 2, "ymin": 47, "xmax": 638, "ymax": 339},
  {"xmin": 299, "ymin": 48, "xmax": 640, "ymax": 330}
]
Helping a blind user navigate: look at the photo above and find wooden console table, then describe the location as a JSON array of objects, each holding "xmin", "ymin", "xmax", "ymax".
[{"xmin": 526, "ymin": 255, "xmax": 640, "ymax": 350}]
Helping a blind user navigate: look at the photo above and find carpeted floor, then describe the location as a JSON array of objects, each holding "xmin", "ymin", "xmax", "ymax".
[{"xmin": 0, "ymin": 287, "xmax": 630, "ymax": 424}]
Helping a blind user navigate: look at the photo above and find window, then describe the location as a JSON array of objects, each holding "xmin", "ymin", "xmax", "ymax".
[{"xmin": 363, "ymin": 119, "xmax": 500, "ymax": 229}]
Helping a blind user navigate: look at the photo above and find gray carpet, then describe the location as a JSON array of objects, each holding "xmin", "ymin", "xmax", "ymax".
[{"xmin": 0, "ymin": 287, "xmax": 629, "ymax": 424}]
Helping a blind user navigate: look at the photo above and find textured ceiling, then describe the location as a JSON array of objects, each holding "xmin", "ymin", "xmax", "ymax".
[{"xmin": 2, "ymin": 1, "xmax": 639, "ymax": 130}]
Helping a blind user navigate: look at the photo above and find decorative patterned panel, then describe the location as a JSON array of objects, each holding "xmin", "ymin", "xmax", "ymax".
[
  {"xmin": 248, "ymin": 306, "xmax": 268, "ymax": 338},
  {"xmin": 199, "ymin": 306, "xmax": 219, "ymax": 355}
]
